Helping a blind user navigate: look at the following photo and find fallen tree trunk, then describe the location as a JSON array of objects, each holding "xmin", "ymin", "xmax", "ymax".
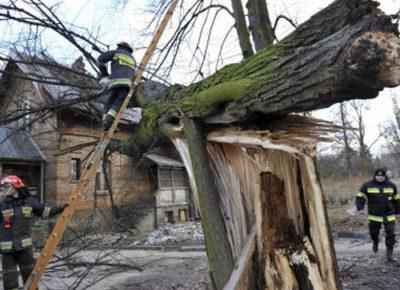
[{"xmin": 134, "ymin": 0, "xmax": 399, "ymax": 132}]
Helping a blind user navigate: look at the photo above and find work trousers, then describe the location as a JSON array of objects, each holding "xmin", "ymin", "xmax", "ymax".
[
  {"xmin": 369, "ymin": 220, "xmax": 396, "ymax": 250},
  {"xmin": 104, "ymin": 86, "xmax": 130, "ymax": 117},
  {"xmin": 1, "ymin": 249, "xmax": 35, "ymax": 290}
]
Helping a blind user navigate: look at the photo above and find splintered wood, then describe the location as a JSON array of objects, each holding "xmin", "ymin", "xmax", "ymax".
[
  {"xmin": 207, "ymin": 114, "xmax": 342, "ymax": 156},
  {"xmin": 173, "ymin": 115, "xmax": 341, "ymax": 289}
]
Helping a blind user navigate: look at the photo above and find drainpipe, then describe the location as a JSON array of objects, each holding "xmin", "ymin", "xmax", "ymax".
[{"xmin": 40, "ymin": 161, "xmax": 45, "ymax": 203}]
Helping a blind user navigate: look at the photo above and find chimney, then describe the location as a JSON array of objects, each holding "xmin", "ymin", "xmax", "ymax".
[{"xmin": 71, "ymin": 56, "xmax": 85, "ymax": 72}]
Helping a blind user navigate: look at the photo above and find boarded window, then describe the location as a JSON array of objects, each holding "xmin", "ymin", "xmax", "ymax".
[
  {"xmin": 158, "ymin": 167, "xmax": 189, "ymax": 189},
  {"xmin": 70, "ymin": 158, "xmax": 81, "ymax": 181}
]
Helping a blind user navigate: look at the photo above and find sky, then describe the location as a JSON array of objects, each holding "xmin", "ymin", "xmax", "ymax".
[{"xmin": 0, "ymin": 0, "xmax": 399, "ymax": 155}]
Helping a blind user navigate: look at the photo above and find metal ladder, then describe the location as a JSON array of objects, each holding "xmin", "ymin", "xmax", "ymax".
[{"xmin": 23, "ymin": 1, "xmax": 180, "ymax": 288}]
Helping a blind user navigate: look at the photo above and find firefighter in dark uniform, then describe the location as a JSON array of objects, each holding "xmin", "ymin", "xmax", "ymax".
[
  {"xmin": 0, "ymin": 175, "xmax": 66, "ymax": 290},
  {"xmin": 356, "ymin": 169, "xmax": 400, "ymax": 262},
  {"xmin": 97, "ymin": 41, "xmax": 136, "ymax": 131}
]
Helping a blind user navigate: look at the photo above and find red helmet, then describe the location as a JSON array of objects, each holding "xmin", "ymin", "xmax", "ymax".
[{"xmin": 1, "ymin": 175, "xmax": 25, "ymax": 189}]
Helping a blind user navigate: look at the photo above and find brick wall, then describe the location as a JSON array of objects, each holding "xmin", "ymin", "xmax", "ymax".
[
  {"xmin": 0, "ymin": 70, "xmax": 155, "ymax": 231},
  {"xmin": 57, "ymin": 117, "xmax": 153, "ymax": 211}
]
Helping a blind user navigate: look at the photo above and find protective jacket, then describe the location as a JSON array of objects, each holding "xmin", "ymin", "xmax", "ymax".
[
  {"xmin": 0, "ymin": 194, "xmax": 61, "ymax": 253},
  {"xmin": 356, "ymin": 178, "xmax": 400, "ymax": 222},
  {"xmin": 97, "ymin": 47, "xmax": 136, "ymax": 89}
]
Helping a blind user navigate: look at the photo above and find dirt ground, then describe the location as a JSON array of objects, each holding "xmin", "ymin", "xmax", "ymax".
[
  {"xmin": 336, "ymin": 238, "xmax": 400, "ymax": 290},
  {"xmin": 2, "ymin": 216, "xmax": 400, "ymax": 289},
  {"xmin": 40, "ymin": 249, "xmax": 211, "ymax": 290},
  {"xmin": 331, "ymin": 206, "xmax": 400, "ymax": 290}
]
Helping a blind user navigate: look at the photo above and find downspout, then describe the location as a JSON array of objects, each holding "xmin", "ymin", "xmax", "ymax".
[{"xmin": 40, "ymin": 161, "xmax": 45, "ymax": 203}]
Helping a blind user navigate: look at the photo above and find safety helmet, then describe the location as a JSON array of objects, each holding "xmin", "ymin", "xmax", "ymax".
[
  {"xmin": 117, "ymin": 41, "xmax": 133, "ymax": 53},
  {"xmin": 1, "ymin": 175, "xmax": 25, "ymax": 189}
]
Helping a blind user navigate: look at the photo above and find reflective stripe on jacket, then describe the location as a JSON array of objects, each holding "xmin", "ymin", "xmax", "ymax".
[
  {"xmin": 97, "ymin": 48, "xmax": 136, "ymax": 89},
  {"xmin": 0, "ymin": 195, "xmax": 60, "ymax": 253},
  {"xmin": 355, "ymin": 179, "xmax": 400, "ymax": 223}
]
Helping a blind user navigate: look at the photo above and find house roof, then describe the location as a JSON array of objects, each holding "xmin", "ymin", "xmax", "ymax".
[
  {"xmin": 145, "ymin": 153, "xmax": 184, "ymax": 167},
  {"xmin": 0, "ymin": 127, "xmax": 45, "ymax": 162},
  {"xmin": 5, "ymin": 52, "xmax": 140, "ymax": 124}
]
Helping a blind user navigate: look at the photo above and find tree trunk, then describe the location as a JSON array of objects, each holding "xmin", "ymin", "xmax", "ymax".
[
  {"xmin": 172, "ymin": 116, "xmax": 340, "ymax": 290},
  {"xmin": 339, "ymin": 103, "xmax": 353, "ymax": 174},
  {"xmin": 182, "ymin": 116, "xmax": 234, "ymax": 289},
  {"xmin": 246, "ymin": 0, "xmax": 274, "ymax": 51},
  {"xmin": 127, "ymin": 1, "xmax": 400, "ymax": 289},
  {"xmin": 230, "ymin": 0, "xmax": 254, "ymax": 59}
]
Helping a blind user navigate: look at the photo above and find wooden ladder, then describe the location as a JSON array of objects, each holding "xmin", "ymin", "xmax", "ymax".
[{"xmin": 23, "ymin": 1, "xmax": 180, "ymax": 288}]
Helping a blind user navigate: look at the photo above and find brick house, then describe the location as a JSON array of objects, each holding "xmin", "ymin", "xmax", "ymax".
[{"xmin": 0, "ymin": 52, "xmax": 195, "ymax": 230}]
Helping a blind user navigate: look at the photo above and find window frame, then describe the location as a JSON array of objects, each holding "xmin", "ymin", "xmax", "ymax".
[
  {"xmin": 70, "ymin": 158, "xmax": 81, "ymax": 182},
  {"xmin": 157, "ymin": 166, "xmax": 189, "ymax": 189}
]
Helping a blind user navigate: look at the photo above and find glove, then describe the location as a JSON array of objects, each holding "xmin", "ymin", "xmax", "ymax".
[{"xmin": 99, "ymin": 76, "xmax": 111, "ymax": 87}]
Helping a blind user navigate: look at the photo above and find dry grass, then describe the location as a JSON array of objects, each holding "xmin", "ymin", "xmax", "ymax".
[
  {"xmin": 321, "ymin": 176, "xmax": 364, "ymax": 223},
  {"xmin": 321, "ymin": 176, "xmax": 367, "ymax": 206}
]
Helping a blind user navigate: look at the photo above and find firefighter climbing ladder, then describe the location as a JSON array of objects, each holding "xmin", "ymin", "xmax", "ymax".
[{"xmin": 24, "ymin": 1, "xmax": 180, "ymax": 289}]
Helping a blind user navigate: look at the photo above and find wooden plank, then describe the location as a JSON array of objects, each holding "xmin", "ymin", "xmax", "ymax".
[
  {"xmin": 23, "ymin": 1, "xmax": 180, "ymax": 289},
  {"xmin": 223, "ymin": 225, "xmax": 256, "ymax": 290}
]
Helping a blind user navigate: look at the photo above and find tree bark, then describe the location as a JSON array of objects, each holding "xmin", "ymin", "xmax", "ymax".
[
  {"xmin": 246, "ymin": 0, "xmax": 274, "ymax": 51},
  {"xmin": 230, "ymin": 0, "xmax": 254, "ymax": 59},
  {"xmin": 134, "ymin": 0, "xmax": 399, "ymax": 138},
  {"xmin": 182, "ymin": 116, "xmax": 234, "ymax": 289}
]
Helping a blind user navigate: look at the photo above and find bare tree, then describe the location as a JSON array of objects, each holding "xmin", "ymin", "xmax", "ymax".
[
  {"xmin": 384, "ymin": 93, "xmax": 400, "ymax": 161},
  {"xmin": 337, "ymin": 102, "xmax": 355, "ymax": 174}
]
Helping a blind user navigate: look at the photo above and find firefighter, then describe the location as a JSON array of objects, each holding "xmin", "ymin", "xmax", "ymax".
[
  {"xmin": 0, "ymin": 175, "xmax": 67, "ymax": 290},
  {"xmin": 356, "ymin": 168, "xmax": 400, "ymax": 262},
  {"xmin": 97, "ymin": 41, "xmax": 136, "ymax": 131}
]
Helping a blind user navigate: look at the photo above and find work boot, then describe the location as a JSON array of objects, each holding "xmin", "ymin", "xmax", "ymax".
[
  {"xmin": 373, "ymin": 240, "xmax": 379, "ymax": 253},
  {"xmin": 102, "ymin": 114, "xmax": 115, "ymax": 132},
  {"xmin": 386, "ymin": 247, "xmax": 397, "ymax": 262}
]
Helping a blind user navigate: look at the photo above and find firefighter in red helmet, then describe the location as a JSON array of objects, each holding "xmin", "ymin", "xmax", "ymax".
[{"xmin": 0, "ymin": 175, "xmax": 67, "ymax": 290}]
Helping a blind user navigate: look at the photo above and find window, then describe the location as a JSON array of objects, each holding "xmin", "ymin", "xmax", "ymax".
[
  {"xmin": 173, "ymin": 168, "xmax": 189, "ymax": 187},
  {"xmin": 158, "ymin": 167, "xmax": 189, "ymax": 189},
  {"xmin": 95, "ymin": 160, "xmax": 110, "ymax": 193},
  {"xmin": 179, "ymin": 209, "xmax": 187, "ymax": 222},
  {"xmin": 70, "ymin": 158, "xmax": 81, "ymax": 182},
  {"xmin": 17, "ymin": 99, "xmax": 31, "ymax": 129},
  {"xmin": 95, "ymin": 172, "xmax": 109, "ymax": 191},
  {"xmin": 159, "ymin": 168, "xmax": 173, "ymax": 188},
  {"xmin": 165, "ymin": 211, "xmax": 174, "ymax": 223}
]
